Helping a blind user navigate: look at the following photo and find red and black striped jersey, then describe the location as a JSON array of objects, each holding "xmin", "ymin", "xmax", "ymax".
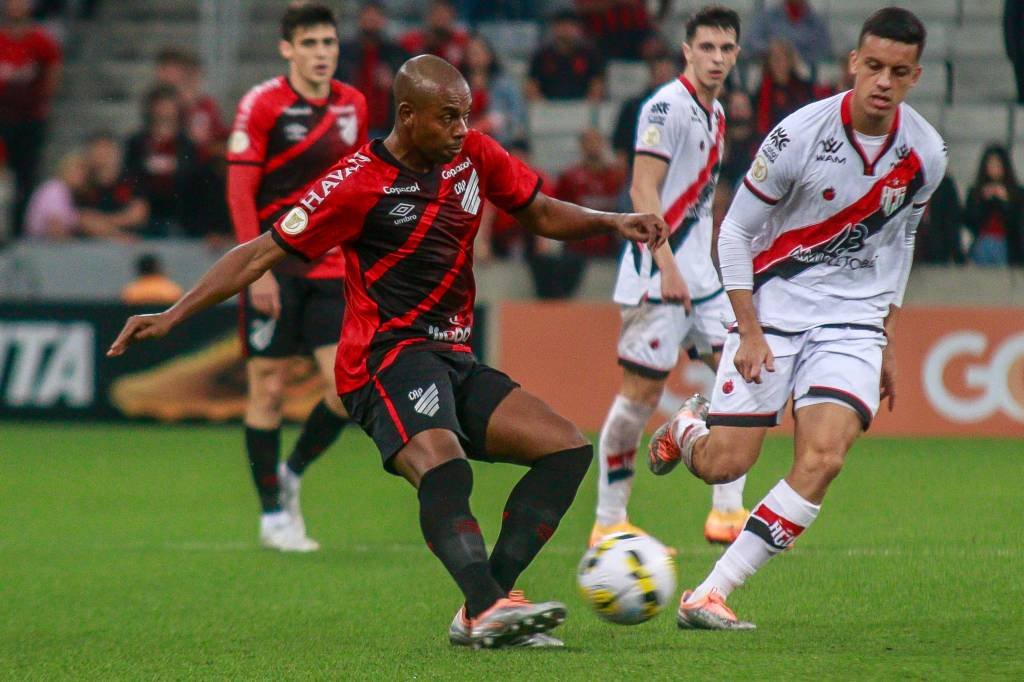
[
  {"xmin": 271, "ymin": 130, "xmax": 541, "ymax": 393},
  {"xmin": 227, "ymin": 76, "xmax": 367, "ymax": 278}
]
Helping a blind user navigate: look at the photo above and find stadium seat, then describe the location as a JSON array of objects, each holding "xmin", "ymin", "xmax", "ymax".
[
  {"xmin": 608, "ymin": 61, "xmax": 649, "ymax": 101},
  {"xmin": 528, "ymin": 101, "xmax": 595, "ymax": 135},
  {"xmin": 947, "ymin": 139, "xmax": 987, "ymax": 192},
  {"xmin": 951, "ymin": 22, "xmax": 1004, "ymax": 59},
  {"xmin": 822, "ymin": 0, "xmax": 957, "ymax": 22},
  {"xmin": 595, "ymin": 102, "xmax": 620, "ymax": 137},
  {"xmin": 531, "ymin": 133, "xmax": 583, "ymax": 175},
  {"xmin": 942, "ymin": 104, "xmax": 1010, "ymax": 142},
  {"xmin": 477, "ymin": 21, "xmax": 540, "ymax": 61},
  {"xmin": 960, "ymin": 0, "xmax": 1004, "ymax": 20},
  {"xmin": 953, "ymin": 59, "xmax": 1016, "ymax": 103}
]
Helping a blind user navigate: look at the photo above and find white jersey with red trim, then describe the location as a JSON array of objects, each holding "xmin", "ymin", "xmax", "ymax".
[
  {"xmin": 723, "ymin": 90, "xmax": 947, "ymax": 331},
  {"xmin": 613, "ymin": 75, "xmax": 726, "ymax": 305}
]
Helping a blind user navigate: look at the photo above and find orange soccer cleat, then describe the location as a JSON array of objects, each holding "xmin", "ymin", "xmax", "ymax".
[
  {"xmin": 703, "ymin": 508, "xmax": 750, "ymax": 545},
  {"xmin": 676, "ymin": 589, "xmax": 756, "ymax": 630}
]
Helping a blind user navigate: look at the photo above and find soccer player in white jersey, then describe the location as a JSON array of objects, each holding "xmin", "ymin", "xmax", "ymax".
[
  {"xmin": 647, "ymin": 7, "xmax": 947, "ymax": 629},
  {"xmin": 591, "ymin": 6, "xmax": 748, "ymax": 548}
]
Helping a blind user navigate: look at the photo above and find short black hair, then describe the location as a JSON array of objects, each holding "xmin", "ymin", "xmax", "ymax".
[
  {"xmin": 858, "ymin": 7, "xmax": 926, "ymax": 58},
  {"xmin": 685, "ymin": 5, "xmax": 741, "ymax": 43},
  {"xmin": 280, "ymin": 2, "xmax": 337, "ymax": 42}
]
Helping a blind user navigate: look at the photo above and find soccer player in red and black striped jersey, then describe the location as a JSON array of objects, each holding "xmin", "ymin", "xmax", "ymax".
[
  {"xmin": 108, "ymin": 55, "xmax": 667, "ymax": 649},
  {"xmin": 226, "ymin": 4, "xmax": 367, "ymax": 552}
]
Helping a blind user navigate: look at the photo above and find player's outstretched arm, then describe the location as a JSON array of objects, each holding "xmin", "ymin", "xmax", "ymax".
[
  {"xmin": 514, "ymin": 193, "xmax": 668, "ymax": 251},
  {"xmin": 107, "ymin": 232, "xmax": 287, "ymax": 357}
]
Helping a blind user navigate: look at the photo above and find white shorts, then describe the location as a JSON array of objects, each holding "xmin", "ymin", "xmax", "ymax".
[
  {"xmin": 617, "ymin": 291, "xmax": 732, "ymax": 379},
  {"xmin": 707, "ymin": 325, "xmax": 887, "ymax": 429}
]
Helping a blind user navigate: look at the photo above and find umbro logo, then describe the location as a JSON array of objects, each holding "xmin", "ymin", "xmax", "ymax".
[
  {"xmin": 408, "ymin": 383, "xmax": 440, "ymax": 417},
  {"xmin": 650, "ymin": 101, "xmax": 670, "ymax": 115},
  {"xmin": 389, "ymin": 203, "xmax": 415, "ymax": 217}
]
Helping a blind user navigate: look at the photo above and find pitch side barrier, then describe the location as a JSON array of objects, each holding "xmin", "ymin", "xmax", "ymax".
[
  {"xmin": 498, "ymin": 302, "xmax": 1024, "ymax": 438},
  {"xmin": 0, "ymin": 302, "xmax": 487, "ymax": 422}
]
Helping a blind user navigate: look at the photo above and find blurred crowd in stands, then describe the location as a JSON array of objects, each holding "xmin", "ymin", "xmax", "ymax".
[{"xmin": 1, "ymin": 0, "xmax": 1023, "ymax": 300}]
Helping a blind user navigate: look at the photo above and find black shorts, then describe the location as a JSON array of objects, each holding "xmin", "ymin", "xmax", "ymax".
[
  {"xmin": 341, "ymin": 348, "xmax": 520, "ymax": 474},
  {"xmin": 239, "ymin": 274, "xmax": 344, "ymax": 358}
]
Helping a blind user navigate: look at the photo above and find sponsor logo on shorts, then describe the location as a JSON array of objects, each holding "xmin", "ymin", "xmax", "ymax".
[
  {"xmin": 249, "ymin": 318, "xmax": 276, "ymax": 351},
  {"xmin": 722, "ymin": 380, "xmax": 734, "ymax": 395},
  {"xmin": 409, "ymin": 383, "xmax": 440, "ymax": 417}
]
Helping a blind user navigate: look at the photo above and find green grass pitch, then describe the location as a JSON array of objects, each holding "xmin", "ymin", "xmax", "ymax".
[{"xmin": 2, "ymin": 423, "xmax": 1021, "ymax": 679}]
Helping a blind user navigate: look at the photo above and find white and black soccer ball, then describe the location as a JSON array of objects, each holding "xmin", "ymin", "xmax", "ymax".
[{"xmin": 576, "ymin": 532, "xmax": 677, "ymax": 625}]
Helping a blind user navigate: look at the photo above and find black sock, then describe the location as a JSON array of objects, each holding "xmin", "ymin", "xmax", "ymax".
[
  {"xmin": 418, "ymin": 459, "xmax": 505, "ymax": 618},
  {"xmin": 286, "ymin": 400, "xmax": 348, "ymax": 475},
  {"xmin": 489, "ymin": 444, "xmax": 593, "ymax": 593},
  {"xmin": 245, "ymin": 426, "xmax": 281, "ymax": 513}
]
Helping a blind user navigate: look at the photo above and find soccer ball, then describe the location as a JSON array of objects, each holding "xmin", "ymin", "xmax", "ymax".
[{"xmin": 576, "ymin": 532, "xmax": 677, "ymax": 625}]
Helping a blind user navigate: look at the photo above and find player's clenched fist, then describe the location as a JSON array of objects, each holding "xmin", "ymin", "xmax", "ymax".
[
  {"xmin": 615, "ymin": 213, "xmax": 668, "ymax": 251},
  {"xmin": 107, "ymin": 313, "xmax": 174, "ymax": 357}
]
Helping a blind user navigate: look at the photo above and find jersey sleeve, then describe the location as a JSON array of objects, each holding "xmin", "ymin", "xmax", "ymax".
[
  {"xmin": 633, "ymin": 95, "xmax": 685, "ymax": 162},
  {"xmin": 473, "ymin": 132, "xmax": 542, "ymax": 213},
  {"xmin": 742, "ymin": 118, "xmax": 803, "ymax": 205},
  {"xmin": 226, "ymin": 87, "xmax": 274, "ymax": 166},
  {"xmin": 270, "ymin": 156, "xmax": 369, "ymax": 261},
  {"xmin": 912, "ymin": 138, "xmax": 949, "ymax": 208}
]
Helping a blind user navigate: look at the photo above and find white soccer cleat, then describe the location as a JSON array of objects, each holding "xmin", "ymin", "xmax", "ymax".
[
  {"xmin": 259, "ymin": 510, "xmax": 320, "ymax": 553},
  {"xmin": 277, "ymin": 461, "xmax": 307, "ymax": 536},
  {"xmin": 470, "ymin": 592, "xmax": 567, "ymax": 649}
]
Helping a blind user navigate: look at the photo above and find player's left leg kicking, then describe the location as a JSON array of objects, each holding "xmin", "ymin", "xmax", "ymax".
[{"xmin": 649, "ymin": 328, "xmax": 882, "ymax": 629}]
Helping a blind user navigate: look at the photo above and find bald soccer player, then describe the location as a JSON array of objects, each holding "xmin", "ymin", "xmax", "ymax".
[{"xmin": 108, "ymin": 55, "xmax": 667, "ymax": 650}]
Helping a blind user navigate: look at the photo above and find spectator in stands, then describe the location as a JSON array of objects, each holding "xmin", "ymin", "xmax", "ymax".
[
  {"xmin": 743, "ymin": 0, "xmax": 831, "ymax": 71},
  {"xmin": 525, "ymin": 9, "xmax": 605, "ymax": 102},
  {"xmin": 554, "ymin": 128, "xmax": 625, "ymax": 258},
  {"xmin": 574, "ymin": 0, "xmax": 656, "ymax": 61},
  {"xmin": 477, "ymin": 139, "xmax": 552, "ymax": 260},
  {"xmin": 611, "ymin": 54, "xmax": 679, "ymax": 169},
  {"xmin": 154, "ymin": 48, "xmax": 228, "ymax": 161},
  {"xmin": 124, "ymin": 84, "xmax": 200, "ymax": 238},
  {"xmin": 462, "ymin": 34, "xmax": 527, "ymax": 145},
  {"xmin": 815, "ymin": 51, "xmax": 856, "ymax": 98},
  {"xmin": 120, "ymin": 253, "xmax": 183, "ymax": 305},
  {"xmin": 964, "ymin": 144, "xmax": 1024, "ymax": 266},
  {"xmin": 23, "ymin": 150, "xmax": 86, "ymax": 240},
  {"xmin": 0, "ymin": 0, "xmax": 62, "ymax": 238},
  {"xmin": 465, "ymin": 0, "xmax": 538, "ymax": 22},
  {"xmin": 719, "ymin": 90, "xmax": 758, "ymax": 187},
  {"xmin": 78, "ymin": 131, "xmax": 148, "ymax": 239},
  {"xmin": 754, "ymin": 39, "xmax": 816, "ymax": 137},
  {"xmin": 400, "ymin": 0, "xmax": 470, "ymax": 70},
  {"xmin": 1005, "ymin": 0, "xmax": 1024, "ymax": 104},
  {"xmin": 914, "ymin": 173, "xmax": 966, "ymax": 265},
  {"xmin": 337, "ymin": 2, "xmax": 409, "ymax": 139}
]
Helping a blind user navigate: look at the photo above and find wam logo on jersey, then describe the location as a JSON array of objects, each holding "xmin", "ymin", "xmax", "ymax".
[
  {"xmin": 409, "ymin": 383, "xmax": 440, "ymax": 417},
  {"xmin": 457, "ymin": 168, "xmax": 481, "ymax": 215},
  {"xmin": 881, "ymin": 182, "xmax": 908, "ymax": 216}
]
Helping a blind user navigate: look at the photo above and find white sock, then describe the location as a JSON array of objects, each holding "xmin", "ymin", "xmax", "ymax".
[
  {"xmin": 670, "ymin": 414, "xmax": 708, "ymax": 475},
  {"xmin": 595, "ymin": 394, "xmax": 655, "ymax": 526},
  {"xmin": 711, "ymin": 475, "xmax": 747, "ymax": 513},
  {"xmin": 690, "ymin": 478, "xmax": 820, "ymax": 601}
]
